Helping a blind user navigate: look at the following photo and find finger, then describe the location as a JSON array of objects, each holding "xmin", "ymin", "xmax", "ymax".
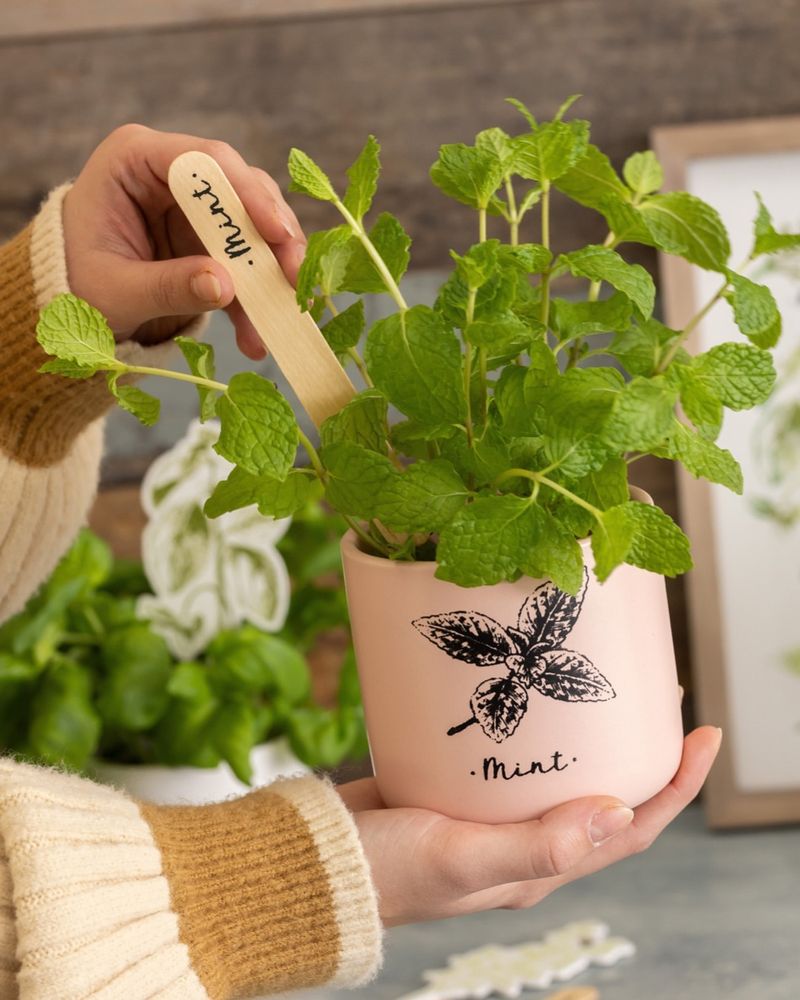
[
  {"xmin": 454, "ymin": 726, "xmax": 722, "ymax": 914},
  {"xmin": 109, "ymin": 255, "xmax": 235, "ymax": 334},
  {"xmin": 436, "ymin": 795, "xmax": 634, "ymax": 895},
  {"xmin": 252, "ymin": 167, "xmax": 306, "ymax": 243},
  {"xmin": 225, "ymin": 299, "xmax": 268, "ymax": 361},
  {"xmin": 121, "ymin": 126, "xmax": 304, "ymax": 251},
  {"xmin": 337, "ymin": 778, "xmax": 385, "ymax": 812},
  {"xmin": 272, "ymin": 239, "xmax": 308, "ymax": 289},
  {"xmin": 534, "ymin": 726, "xmax": 722, "ymax": 889}
]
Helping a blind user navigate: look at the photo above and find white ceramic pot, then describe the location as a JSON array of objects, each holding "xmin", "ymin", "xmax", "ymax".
[{"xmin": 90, "ymin": 738, "xmax": 309, "ymax": 805}]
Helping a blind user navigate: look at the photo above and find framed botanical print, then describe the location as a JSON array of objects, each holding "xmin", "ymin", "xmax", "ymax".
[{"xmin": 652, "ymin": 116, "xmax": 800, "ymax": 827}]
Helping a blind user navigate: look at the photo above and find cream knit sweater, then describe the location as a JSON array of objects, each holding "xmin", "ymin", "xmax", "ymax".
[{"xmin": 0, "ymin": 190, "xmax": 382, "ymax": 999}]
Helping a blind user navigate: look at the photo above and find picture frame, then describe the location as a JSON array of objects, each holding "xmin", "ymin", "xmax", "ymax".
[{"xmin": 652, "ymin": 116, "xmax": 800, "ymax": 828}]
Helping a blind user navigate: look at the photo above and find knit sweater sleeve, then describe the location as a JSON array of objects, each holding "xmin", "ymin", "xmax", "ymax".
[
  {"xmin": 0, "ymin": 758, "xmax": 382, "ymax": 999},
  {"xmin": 0, "ymin": 185, "xmax": 200, "ymax": 623}
]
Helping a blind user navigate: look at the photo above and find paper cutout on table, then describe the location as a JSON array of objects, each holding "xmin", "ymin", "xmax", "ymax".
[
  {"xmin": 395, "ymin": 920, "xmax": 634, "ymax": 999},
  {"xmin": 137, "ymin": 419, "xmax": 291, "ymax": 658},
  {"xmin": 543, "ymin": 989, "xmax": 599, "ymax": 1000}
]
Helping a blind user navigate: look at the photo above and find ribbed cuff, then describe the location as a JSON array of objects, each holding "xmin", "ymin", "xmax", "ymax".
[
  {"xmin": 139, "ymin": 776, "xmax": 383, "ymax": 999},
  {"xmin": 273, "ymin": 777, "xmax": 383, "ymax": 988}
]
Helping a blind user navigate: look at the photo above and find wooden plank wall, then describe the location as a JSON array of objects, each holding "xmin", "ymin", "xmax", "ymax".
[
  {"xmin": 2, "ymin": 0, "xmax": 800, "ymax": 258},
  {"xmin": 3, "ymin": 0, "xmax": 799, "ymax": 691}
]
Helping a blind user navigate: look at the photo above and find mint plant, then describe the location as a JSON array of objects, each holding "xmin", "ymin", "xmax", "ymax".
[{"xmin": 37, "ymin": 98, "xmax": 800, "ymax": 594}]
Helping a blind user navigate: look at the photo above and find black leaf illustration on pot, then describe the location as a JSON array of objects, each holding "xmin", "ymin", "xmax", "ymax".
[{"xmin": 412, "ymin": 568, "xmax": 616, "ymax": 743}]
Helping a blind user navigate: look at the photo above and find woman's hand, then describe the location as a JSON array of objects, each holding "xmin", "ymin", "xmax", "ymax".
[
  {"xmin": 61, "ymin": 124, "xmax": 306, "ymax": 359},
  {"xmin": 339, "ymin": 725, "xmax": 721, "ymax": 927}
]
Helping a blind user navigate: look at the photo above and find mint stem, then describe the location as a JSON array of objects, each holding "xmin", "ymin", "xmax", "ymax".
[
  {"xmin": 657, "ymin": 278, "xmax": 729, "ymax": 372},
  {"xmin": 539, "ymin": 181, "xmax": 552, "ymax": 329},
  {"xmin": 463, "ymin": 287, "xmax": 477, "ymax": 448},
  {"xmin": 504, "ymin": 177, "xmax": 519, "ymax": 246},
  {"xmin": 334, "ymin": 198, "xmax": 408, "ymax": 311},
  {"xmin": 123, "ymin": 364, "xmax": 228, "ymax": 393},
  {"xmin": 479, "ymin": 207, "xmax": 487, "ymax": 244},
  {"xmin": 324, "ymin": 294, "xmax": 373, "ymax": 387},
  {"xmin": 493, "ymin": 467, "xmax": 602, "ymax": 521}
]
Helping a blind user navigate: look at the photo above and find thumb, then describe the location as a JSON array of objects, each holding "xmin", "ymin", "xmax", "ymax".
[
  {"xmin": 440, "ymin": 796, "xmax": 634, "ymax": 894},
  {"xmin": 107, "ymin": 256, "xmax": 235, "ymax": 335}
]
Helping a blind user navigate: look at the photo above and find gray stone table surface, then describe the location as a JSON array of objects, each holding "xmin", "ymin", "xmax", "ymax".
[{"xmin": 276, "ymin": 804, "xmax": 800, "ymax": 1000}]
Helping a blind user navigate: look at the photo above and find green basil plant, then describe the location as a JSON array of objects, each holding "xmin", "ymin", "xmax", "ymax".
[
  {"xmin": 0, "ymin": 508, "xmax": 367, "ymax": 781},
  {"xmin": 36, "ymin": 96, "xmax": 800, "ymax": 594}
]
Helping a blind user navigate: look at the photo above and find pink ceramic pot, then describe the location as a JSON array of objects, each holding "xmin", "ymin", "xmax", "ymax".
[{"xmin": 341, "ymin": 503, "xmax": 684, "ymax": 824}]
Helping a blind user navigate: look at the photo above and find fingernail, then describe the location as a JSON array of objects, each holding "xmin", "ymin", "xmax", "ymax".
[
  {"xmin": 277, "ymin": 205, "xmax": 297, "ymax": 239},
  {"xmin": 191, "ymin": 270, "xmax": 222, "ymax": 305},
  {"xmin": 590, "ymin": 805, "xmax": 634, "ymax": 846}
]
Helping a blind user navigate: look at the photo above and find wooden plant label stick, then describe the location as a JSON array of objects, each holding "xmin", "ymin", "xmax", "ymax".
[{"xmin": 168, "ymin": 150, "xmax": 356, "ymax": 427}]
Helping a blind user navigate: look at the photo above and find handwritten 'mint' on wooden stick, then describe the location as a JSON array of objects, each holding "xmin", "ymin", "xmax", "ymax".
[{"xmin": 168, "ymin": 150, "xmax": 356, "ymax": 428}]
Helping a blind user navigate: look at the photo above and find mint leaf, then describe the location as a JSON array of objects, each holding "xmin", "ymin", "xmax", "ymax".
[
  {"xmin": 205, "ymin": 466, "xmax": 317, "ymax": 519},
  {"xmin": 322, "ymin": 441, "xmax": 397, "ymax": 518},
  {"xmin": 752, "ymin": 193, "xmax": 800, "ymax": 256},
  {"xmin": 506, "ymin": 97, "xmax": 538, "ymax": 130},
  {"xmin": 475, "ymin": 127, "xmax": 516, "ymax": 174},
  {"xmin": 319, "ymin": 242, "xmax": 353, "ymax": 297},
  {"xmin": 465, "ymin": 313, "xmax": 532, "ymax": 349},
  {"xmin": 205, "ymin": 466, "xmax": 261, "ymax": 517},
  {"xmin": 551, "ymin": 292, "xmax": 632, "ymax": 342},
  {"xmin": 175, "ymin": 336, "xmax": 218, "ymax": 421},
  {"xmin": 288, "ymin": 147, "xmax": 337, "ymax": 202},
  {"xmin": 639, "ymin": 192, "xmax": 730, "ymax": 272},
  {"xmin": 657, "ymin": 419, "xmax": 742, "ymax": 493},
  {"xmin": 519, "ymin": 506, "xmax": 584, "ymax": 595},
  {"xmin": 106, "ymin": 374, "xmax": 160, "ymax": 426},
  {"xmin": 603, "ymin": 375, "xmax": 678, "ymax": 451},
  {"xmin": 39, "ymin": 358, "xmax": 97, "ymax": 379},
  {"xmin": 343, "ymin": 134, "xmax": 380, "ymax": 220},
  {"xmin": 451, "ymin": 239, "xmax": 502, "ymax": 289},
  {"xmin": 692, "ymin": 343, "xmax": 776, "ymax": 410},
  {"xmin": 623, "ymin": 151, "xmax": 663, "ymax": 196},
  {"xmin": 389, "ymin": 420, "xmax": 457, "ymax": 460},
  {"xmin": 295, "ymin": 226, "xmax": 352, "ymax": 305},
  {"xmin": 365, "ymin": 305, "xmax": 465, "ymax": 425},
  {"xmin": 590, "ymin": 506, "xmax": 634, "ymax": 582},
  {"xmin": 320, "ymin": 388, "xmax": 389, "ymax": 454},
  {"xmin": 321, "ymin": 300, "xmax": 365, "ymax": 356},
  {"xmin": 343, "ymin": 213, "xmax": 411, "ymax": 294},
  {"xmin": 610, "ymin": 318, "xmax": 679, "ymax": 377},
  {"xmin": 506, "ymin": 243, "xmax": 552, "ymax": 274},
  {"xmin": 36, "ymin": 293, "xmax": 121, "ymax": 371},
  {"xmin": 375, "ymin": 459, "xmax": 469, "ymax": 532},
  {"xmin": 436, "ymin": 495, "xmax": 534, "ymax": 586},
  {"xmin": 622, "ymin": 502, "xmax": 692, "ymax": 577},
  {"xmin": 559, "ymin": 246, "xmax": 655, "ymax": 319},
  {"xmin": 553, "ymin": 143, "xmax": 629, "ymax": 215},
  {"xmin": 726, "ymin": 272, "xmax": 781, "ymax": 349},
  {"xmin": 430, "ymin": 143, "xmax": 506, "ymax": 212},
  {"xmin": 577, "ymin": 457, "xmax": 630, "ymax": 510},
  {"xmin": 215, "ymin": 372, "xmax": 298, "ymax": 478},
  {"xmin": 539, "ymin": 368, "xmax": 622, "ymax": 476},
  {"xmin": 513, "ymin": 120, "xmax": 589, "ymax": 183},
  {"xmin": 673, "ymin": 366, "xmax": 722, "ymax": 440},
  {"xmin": 439, "ymin": 426, "xmax": 511, "ymax": 486}
]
